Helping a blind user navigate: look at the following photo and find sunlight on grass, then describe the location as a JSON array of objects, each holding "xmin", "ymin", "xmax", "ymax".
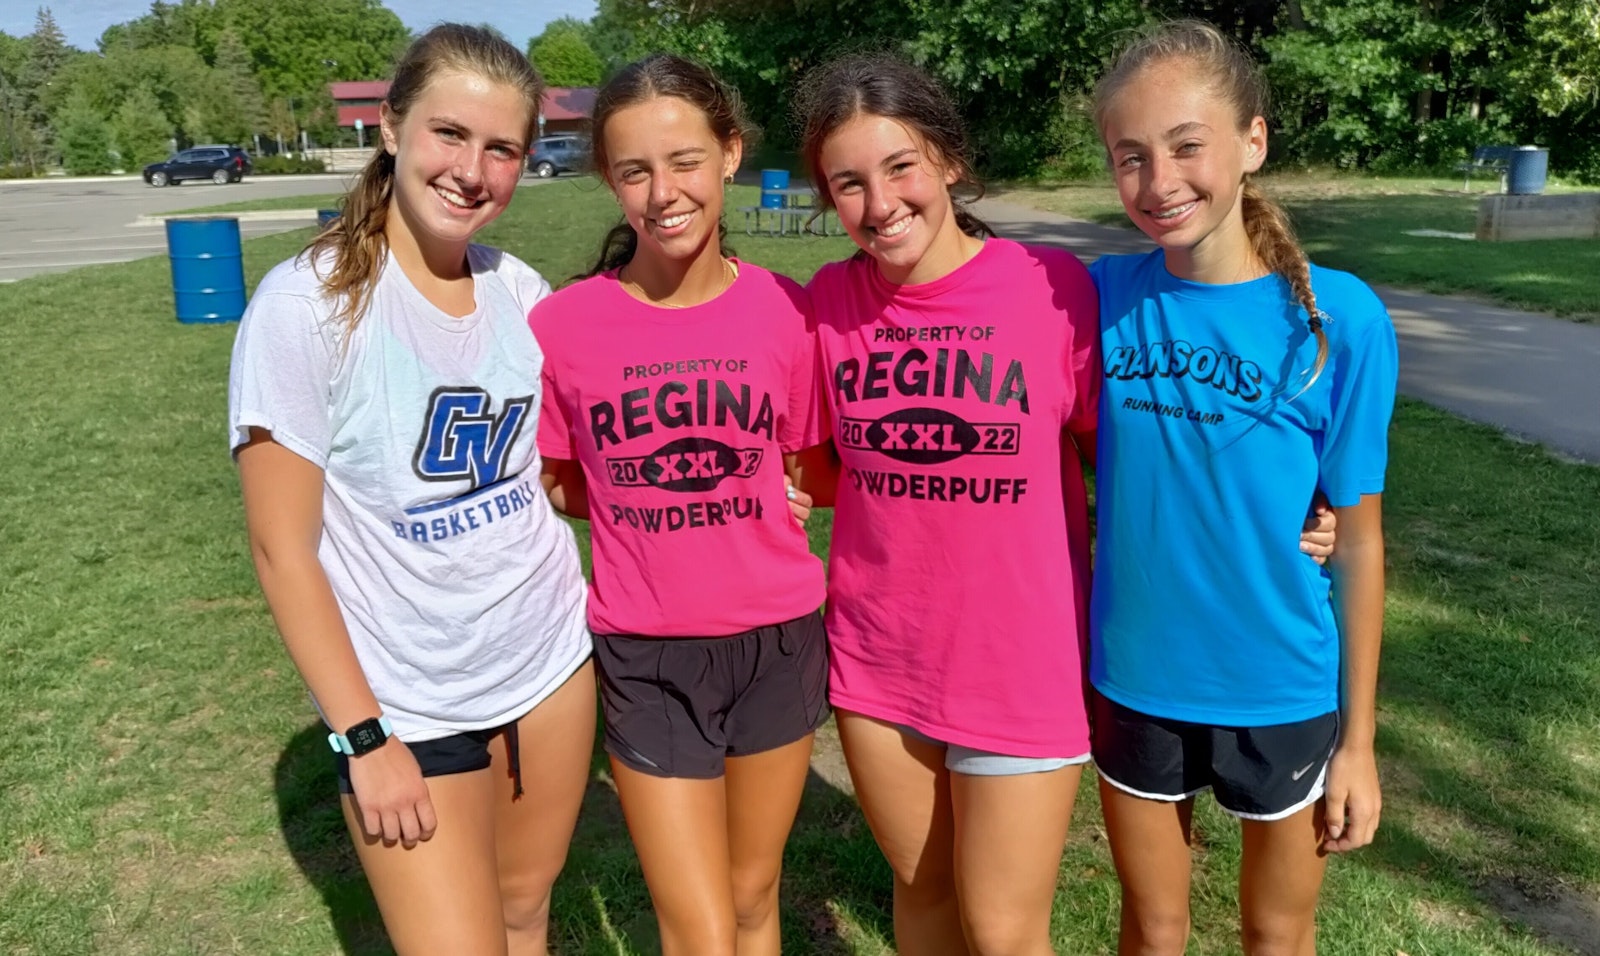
[
  {"xmin": 995, "ymin": 173, "xmax": 1600, "ymax": 321},
  {"xmin": 1, "ymin": 182, "xmax": 1596, "ymax": 955}
]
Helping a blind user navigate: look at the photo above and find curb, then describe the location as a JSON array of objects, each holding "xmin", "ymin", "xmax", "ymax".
[{"xmin": 131, "ymin": 209, "xmax": 325, "ymax": 227}]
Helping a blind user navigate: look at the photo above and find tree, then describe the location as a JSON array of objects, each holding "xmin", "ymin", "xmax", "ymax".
[
  {"xmin": 0, "ymin": 31, "xmax": 28, "ymax": 166},
  {"xmin": 18, "ymin": 7, "xmax": 74, "ymax": 168},
  {"xmin": 529, "ymin": 23, "xmax": 603, "ymax": 87},
  {"xmin": 55, "ymin": 88, "xmax": 112, "ymax": 173},
  {"xmin": 98, "ymin": 0, "xmax": 222, "ymax": 57},
  {"xmin": 112, "ymin": 84, "xmax": 173, "ymax": 165},
  {"xmin": 214, "ymin": 0, "xmax": 410, "ymax": 102},
  {"xmin": 1511, "ymin": 0, "xmax": 1600, "ymax": 116},
  {"xmin": 209, "ymin": 28, "xmax": 267, "ymax": 142}
]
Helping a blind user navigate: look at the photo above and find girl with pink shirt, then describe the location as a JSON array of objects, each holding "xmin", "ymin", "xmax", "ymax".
[
  {"xmin": 790, "ymin": 54, "xmax": 1338, "ymax": 956},
  {"xmin": 530, "ymin": 55, "xmax": 828, "ymax": 956},
  {"xmin": 791, "ymin": 53, "xmax": 1100, "ymax": 956}
]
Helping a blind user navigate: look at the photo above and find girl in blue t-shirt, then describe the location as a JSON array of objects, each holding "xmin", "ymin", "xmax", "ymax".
[{"xmin": 1087, "ymin": 20, "xmax": 1398, "ymax": 955}]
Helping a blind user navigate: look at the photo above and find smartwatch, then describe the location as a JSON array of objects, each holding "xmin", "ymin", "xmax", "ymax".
[{"xmin": 328, "ymin": 715, "xmax": 394, "ymax": 757}]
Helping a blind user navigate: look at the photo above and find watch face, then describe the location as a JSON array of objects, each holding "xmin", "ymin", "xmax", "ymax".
[{"xmin": 347, "ymin": 719, "xmax": 388, "ymax": 755}]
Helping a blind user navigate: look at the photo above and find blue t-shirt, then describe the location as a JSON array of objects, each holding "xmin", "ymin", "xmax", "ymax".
[{"xmin": 1088, "ymin": 250, "xmax": 1398, "ymax": 725}]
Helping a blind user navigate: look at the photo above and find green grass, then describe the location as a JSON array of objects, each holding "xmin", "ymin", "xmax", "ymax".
[
  {"xmin": 995, "ymin": 172, "xmax": 1600, "ymax": 321},
  {"xmin": 3, "ymin": 178, "xmax": 1598, "ymax": 955},
  {"xmin": 170, "ymin": 192, "xmax": 347, "ymax": 214}
]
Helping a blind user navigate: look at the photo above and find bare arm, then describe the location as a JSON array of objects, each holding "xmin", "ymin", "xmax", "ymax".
[
  {"xmin": 237, "ymin": 428, "xmax": 435, "ymax": 845},
  {"xmin": 788, "ymin": 440, "xmax": 841, "ymax": 508},
  {"xmin": 1323, "ymin": 492, "xmax": 1385, "ymax": 852},
  {"xmin": 539, "ymin": 456, "xmax": 590, "ymax": 520}
]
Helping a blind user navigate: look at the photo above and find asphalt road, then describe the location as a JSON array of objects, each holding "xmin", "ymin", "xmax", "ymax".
[{"xmin": 1, "ymin": 174, "xmax": 359, "ymax": 282}]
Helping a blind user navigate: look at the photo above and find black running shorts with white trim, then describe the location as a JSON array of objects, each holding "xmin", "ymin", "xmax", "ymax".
[
  {"xmin": 596, "ymin": 609, "xmax": 829, "ymax": 779},
  {"xmin": 1091, "ymin": 689, "xmax": 1339, "ymax": 821}
]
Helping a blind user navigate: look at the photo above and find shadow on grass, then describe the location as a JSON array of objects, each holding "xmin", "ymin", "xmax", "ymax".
[
  {"xmin": 274, "ymin": 721, "xmax": 892, "ymax": 956},
  {"xmin": 1352, "ymin": 404, "xmax": 1600, "ymax": 953}
]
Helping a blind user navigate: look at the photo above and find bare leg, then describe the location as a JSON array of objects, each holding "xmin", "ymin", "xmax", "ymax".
[
  {"xmin": 343, "ymin": 770, "xmax": 507, "ymax": 956},
  {"xmin": 836, "ymin": 709, "xmax": 969, "ymax": 956},
  {"xmin": 611, "ymin": 761, "xmax": 737, "ymax": 956},
  {"xmin": 725, "ymin": 734, "xmax": 815, "ymax": 955},
  {"xmin": 951, "ymin": 764, "xmax": 1082, "ymax": 955},
  {"xmin": 1238, "ymin": 802, "xmax": 1328, "ymax": 956},
  {"xmin": 1098, "ymin": 775, "xmax": 1196, "ymax": 956},
  {"xmin": 490, "ymin": 660, "xmax": 597, "ymax": 956}
]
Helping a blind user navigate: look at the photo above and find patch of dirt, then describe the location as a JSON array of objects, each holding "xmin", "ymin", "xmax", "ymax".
[
  {"xmin": 1483, "ymin": 877, "xmax": 1600, "ymax": 956},
  {"xmin": 807, "ymin": 715, "xmax": 854, "ymax": 797},
  {"xmin": 1412, "ymin": 898, "xmax": 1478, "ymax": 932}
]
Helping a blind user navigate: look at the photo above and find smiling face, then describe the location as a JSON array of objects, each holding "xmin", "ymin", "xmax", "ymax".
[
  {"xmin": 1099, "ymin": 59, "xmax": 1267, "ymax": 281},
  {"xmin": 817, "ymin": 113, "xmax": 968, "ymax": 285},
  {"xmin": 380, "ymin": 69, "xmax": 532, "ymax": 259},
  {"xmin": 602, "ymin": 95, "xmax": 741, "ymax": 266}
]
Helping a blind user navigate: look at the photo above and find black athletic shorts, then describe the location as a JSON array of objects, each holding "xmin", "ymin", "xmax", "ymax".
[
  {"xmin": 1091, "ymin": 689, "xmax": 1339, "ymax": 820},
  {"xmin": 595, "ymin": 609, "xmax": 829, "ymax": 779},
  {"xmin": 335, "ymin": 718, "xmax": 526, "ymax": 798}
]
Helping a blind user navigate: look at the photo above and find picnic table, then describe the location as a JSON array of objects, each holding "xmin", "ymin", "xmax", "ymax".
[{"xmin": 740, "ymin": 186, "xmax": 842, "ymax": 237}]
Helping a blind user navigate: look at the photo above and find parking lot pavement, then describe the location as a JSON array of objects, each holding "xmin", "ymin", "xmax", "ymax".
[
  {"xmin": 1, "ymin": 175, "xmax": 354, "ymax": 282},
  {"xmin": 2, "ymin": 173, "xmax": 570, "ymax": 283}
]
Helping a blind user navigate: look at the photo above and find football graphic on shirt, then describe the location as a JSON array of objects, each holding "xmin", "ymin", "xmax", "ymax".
[
  {"xmin": 605, "ymin": 436, "xmax": 764, "ymax": 492},
  {"xmin": 837, "ymin": 407, "xmax": 1020, "ymax": 465}
]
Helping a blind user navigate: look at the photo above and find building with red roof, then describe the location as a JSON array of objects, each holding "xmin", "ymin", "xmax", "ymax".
[{"xmin": 328, "ymin": 81, "xmax": 595, "ymax": 136}]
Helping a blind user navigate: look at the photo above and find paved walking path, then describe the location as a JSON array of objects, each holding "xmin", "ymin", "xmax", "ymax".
[{"xmin": 974, "ymin": 197, "xmax": 1600, "ymax": 464}]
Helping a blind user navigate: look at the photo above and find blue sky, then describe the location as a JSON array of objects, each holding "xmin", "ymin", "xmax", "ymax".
[{"xmin": 3, "ymin": 0, "xmax": 599, "ymax": 54}]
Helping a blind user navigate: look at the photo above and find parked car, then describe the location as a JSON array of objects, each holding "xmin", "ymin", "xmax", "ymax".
[
  {"xmin": 143, "ymin": 146, "xmax": 253, "ymax": 186},
  {"xmin": 526, "ymin": 136, "xmax": 589, "ymax": 178}
]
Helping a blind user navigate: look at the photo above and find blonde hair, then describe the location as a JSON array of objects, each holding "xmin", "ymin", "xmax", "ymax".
[
  {"xmin": 303, "ymin": 24, "xmax": 544, "ymax": 331},
  {"xmin": 1094, "ymin": 19, "xmax": 1328, "ymax": 390}
]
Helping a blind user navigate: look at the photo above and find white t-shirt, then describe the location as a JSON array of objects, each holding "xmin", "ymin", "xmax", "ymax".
[{"xmin": 228, "ymin": 244, "xmax": 591, "ymax": 741}]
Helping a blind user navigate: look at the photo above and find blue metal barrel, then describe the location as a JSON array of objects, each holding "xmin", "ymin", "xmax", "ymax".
[
  {"xmin": 760, "ymin": 168, "xmax": 790, "ymax": 209},
  {"xmin": 1507, "ymin": 147, "xmax": 1549, "ymax": 195},
  {"xmin": 165, "ymin": 217, "xmax": 246, "ymax": 324}
]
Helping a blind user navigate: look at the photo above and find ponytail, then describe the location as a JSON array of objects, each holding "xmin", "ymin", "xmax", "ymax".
[
  {"xmin": 302, "ymin": 148, "xmax": 394, "ymax": 331},
  {"xmin": 1242, "ymin": 181, "xmax": 1327, "ymax": 395}
]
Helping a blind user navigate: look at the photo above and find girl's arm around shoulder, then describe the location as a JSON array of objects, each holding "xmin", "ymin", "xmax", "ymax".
[
  {"xmin": 236, "ymin": 430, "xmax": 438, "ymax": 846},
  {"xmin": 1324, "ymin": 492, "xmax": 1385, "ymax": 853}
]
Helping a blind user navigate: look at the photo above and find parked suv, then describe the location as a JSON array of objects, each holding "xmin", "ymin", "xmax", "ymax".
[
  {"xmin": 526, "ymin": 136, "xmax": 589, "ymax": 178},
  {"xmin": 143, "ymin": 146, "xmax": 252, "ymax": 186}
]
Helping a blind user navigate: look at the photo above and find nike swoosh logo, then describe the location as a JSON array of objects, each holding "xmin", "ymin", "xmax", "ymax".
[{"xmin": 1291, "ymin": 762, "xmax": 1315, "ymax": 781}]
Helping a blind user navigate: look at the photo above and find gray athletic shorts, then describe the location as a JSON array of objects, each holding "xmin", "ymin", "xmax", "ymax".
[
  {"xmin": 596, "ymin": 610, "xmax": 829, "ymax": 779},
  {"xmin": 893, "ymin": 721, "xmax": 1091, "ymax": 777}
]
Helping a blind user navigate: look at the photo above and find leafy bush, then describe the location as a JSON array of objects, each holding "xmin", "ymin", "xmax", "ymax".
[
  {"xmin": 252, "ymin": 154, "xmax": 327, "ymax": 175},
  {"xmin": 1367, "ymin": 115, "xmax": 1515, "ymax": 175},
  {"xmin": 0, "ymin": 165, "xmax": 38, "ymax": 179}
]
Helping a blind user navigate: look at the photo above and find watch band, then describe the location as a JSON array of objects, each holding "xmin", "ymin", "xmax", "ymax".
[{"xmin": 327, "ymin": 715, "xmax": 394, "ymax": 757}]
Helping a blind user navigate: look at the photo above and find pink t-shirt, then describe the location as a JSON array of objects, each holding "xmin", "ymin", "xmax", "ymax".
[
  {"xmin": 533, "ymin": 262, "xmax": 826, "ymax": 637},
  {"xmin": 809, "ymin": 239, "xmax": 1100, "ymax": 757}
]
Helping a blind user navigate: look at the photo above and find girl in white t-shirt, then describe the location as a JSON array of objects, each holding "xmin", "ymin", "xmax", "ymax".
[{"xmin": 228, "ymin": 25, "xmax": 593, "ymax": 954}]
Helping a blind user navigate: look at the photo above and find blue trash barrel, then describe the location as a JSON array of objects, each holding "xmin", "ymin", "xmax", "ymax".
[
  {"xmin": 317, "ymin": 208, "xmax": 340, "ymax": 229},
  {"xmin": 165, "ymin": 217, "xmax": 246, "ymax": 324},
  {"xmin": 760, "ymin": 168, "xmax": 790, "ymax": 209},
  {"xmin": 1507, "ymin": 147, "xmax": 1549, "ymax": 195}
]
